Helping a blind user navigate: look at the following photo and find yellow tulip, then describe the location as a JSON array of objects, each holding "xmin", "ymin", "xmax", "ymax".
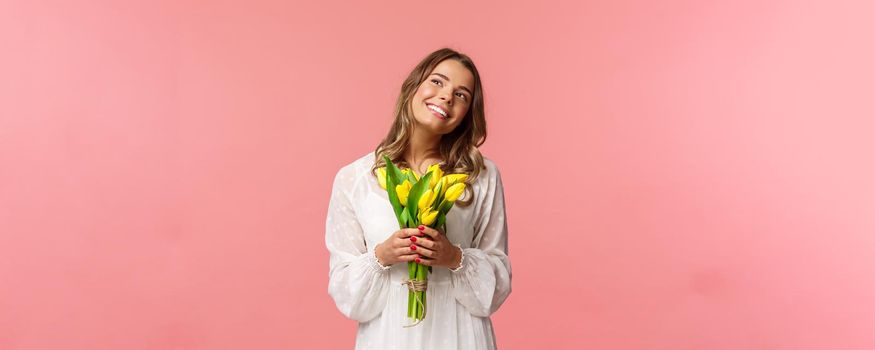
[
  {"xmin": 396, "ymin": 180, "xmax": 412, "ymax": 205},
  {"xmin": 444, "ymin": 173, "xmax": 468, "ymax": 186},
  {"xmin": 418, "ymin": 207, "xmax": 438, "ymax": 226},
  {"xmin": 444, "ymin": 182, "xmax": 466, "ymax": 202},
  {"xmin": 436, "ymin": 176, "xmax": 449, "ymax": 197},
  {"xmin": 418, "ymin": 189, "xmax": 437, "ymax": 211},
  {"xmin": 376, "ymin": 167, "xmax": 387, "ymax": 190},
  {"xmin": 402, "ymin": 168, "xmax": 419, "ymax": 182},
  {"xmin": 427, "ymin": 164, "xmax": 443, "ymax": 188}
]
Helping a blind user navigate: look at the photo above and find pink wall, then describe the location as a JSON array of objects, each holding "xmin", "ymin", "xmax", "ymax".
[{"xmin": 2, "ymin": 0, "xmax": 874, "ymax": 349}]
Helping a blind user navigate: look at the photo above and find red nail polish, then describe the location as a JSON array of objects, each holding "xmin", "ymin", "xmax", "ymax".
[
  {"xmin": 415, "ymin": 258, "xmax": 421, "ymax": 263},
  {"xmin": 418, "ymin": 225, "xmax": 425, "ymax": 231},
  {"xmin": 410, "ymin": 245, "xmax": 417, "ymax": 250},
  {"xmin": 410, "ymin": 236, "xmax": 417, "ymax": 242}
]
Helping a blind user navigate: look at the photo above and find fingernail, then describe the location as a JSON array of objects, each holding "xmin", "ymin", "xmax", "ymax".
[
  {"xmin": 410, "ymin": 236, "xmax": 417, "ymax": 242},
  {"xmin": 410, "ymin": 245, "xmax": 417, "ymax": 250},
  {"xmin": 415, "ymin": 258, "xmax": 421, "ymax": 263},
  {"xmin": 418, "ymin": 225, "xmax": 425, "ymax": 231}
]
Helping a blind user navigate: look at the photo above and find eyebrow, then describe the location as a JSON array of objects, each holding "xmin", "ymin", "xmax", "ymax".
[{"xmin": 429, "ymin": 73, "xmax": 473, "ymax": 96}]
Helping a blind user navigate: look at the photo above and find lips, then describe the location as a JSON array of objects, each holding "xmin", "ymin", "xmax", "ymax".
[
  {"xmin": 426, "ymin": 103, "xmax": 449, "ymax": 120},
  {"xmin": 429, "ymin": 108, "xmax": 448, "ymax": 120}
]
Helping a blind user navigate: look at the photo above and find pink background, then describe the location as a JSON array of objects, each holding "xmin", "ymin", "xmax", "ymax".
[{"xmin": 2, "ymin": 0, "xmax": 874, "ymax": 349}]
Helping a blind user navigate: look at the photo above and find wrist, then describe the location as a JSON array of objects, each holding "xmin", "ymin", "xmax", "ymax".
[
  {"xmin": 374, "ymin": 244, "xmax": 389, "ymax": 268},
  {"xmin": 448, "ymin": 244, "xmax": 463, "ymax": 270}
]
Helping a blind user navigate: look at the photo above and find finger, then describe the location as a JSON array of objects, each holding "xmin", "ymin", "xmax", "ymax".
[
  {"xmin": 395, "ymin": 238, "xmax": 411, "ymax": 249},
  {"xmin": 396, "ymin": 246, "xmax": 417, "ymax": 257},
  {"xmin": 398, "ymin": 230, "xmax": 428, "ymax": 247},
  {"xmin": 416, "ymin": 225, "xmax": 440, "ymax": 239},
  {"xmin": 407, "ymin": 243, "xmax": 435, "ymax": 256},
  {"xmin": 411, "ymin": 236, "xmax": 435, "ymax": 249},
  {"xmin": 413, "ymin": 245, "xmax": 436, "ymax": 258},
  {"xmin": 415, "ymin": 255, "xmax": 433, "ymax": 265},
  {"xmin": 393, "ymin": 235, "xmax": 409, "ymax": 248},
  {"xmin": 397, "ymin": 228, "xmax": 420, "ymax": 238},
  {"xmin": 398, "ymin": 253, "xmax": 418, "ymax": 262}
]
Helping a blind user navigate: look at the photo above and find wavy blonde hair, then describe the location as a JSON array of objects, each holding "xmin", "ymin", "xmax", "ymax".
[{"xmin": 370, "ymin": 47, "xmax": 487, "ymax": 208}]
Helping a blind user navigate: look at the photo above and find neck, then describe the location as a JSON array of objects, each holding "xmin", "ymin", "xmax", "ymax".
[{"xmin": 405, "ymin": 127, "xmax": 441, "ymax": 169}]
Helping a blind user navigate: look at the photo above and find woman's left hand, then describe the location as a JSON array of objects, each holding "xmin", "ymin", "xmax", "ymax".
[{"xmin": 409, "ymin": 225, "xmax": 462, "ymax": 269}]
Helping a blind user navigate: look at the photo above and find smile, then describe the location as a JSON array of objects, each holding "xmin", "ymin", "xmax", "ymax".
[{"xmin": 427, "ymin": 104, "xmax": 449, "ymax": 120}]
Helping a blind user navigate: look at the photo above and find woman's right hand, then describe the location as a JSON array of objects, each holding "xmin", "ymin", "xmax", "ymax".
[{"xmin": 375, "ymin": 228, "xmax": 426, "ymax": 266}]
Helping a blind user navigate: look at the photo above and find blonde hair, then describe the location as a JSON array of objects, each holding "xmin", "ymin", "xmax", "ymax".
[{"xmin": 370, "ymin": 47, "xmax": 487, "ymax": 207}]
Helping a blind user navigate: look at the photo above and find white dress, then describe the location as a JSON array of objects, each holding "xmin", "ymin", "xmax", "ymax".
[{"xmin": 325, "ymin": 152, "xmax": 512, "ymax": 350}]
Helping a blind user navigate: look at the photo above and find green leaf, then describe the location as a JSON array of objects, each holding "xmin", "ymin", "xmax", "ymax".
[
  {"xmin": 400, "ymin": 208, "xmax": 411, "ymax": 228},
  {"xmin": 405, "ymin": 171, "xmax": 419, "ymax": 184},
  {"xmin": 406, "ymin": 171, "xmax": 433, "ymax": 221},
  {"xmin": 435, "ymin": 212, "xmax": 446, "ymax": 229},
  {"xmin": 386, "ymin": 181, "xmax": 402, "ymax": 227},
  {"xmin": 433, "ymin": 179, "xmax": 445, "ymax": 210},
  {"xmin": 382, "ymin": 155, "xmax": 404, "ymax": 225},
  {"xmin": 383, "ymin": 155, "xmax": 405, "ymax": 187},
  {"xmin": 441, "ymin": 197, "xmax": 457, "ymax": 214}
]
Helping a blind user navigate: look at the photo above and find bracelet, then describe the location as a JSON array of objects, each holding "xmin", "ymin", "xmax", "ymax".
[{"xmin": 449, "ymin": 244, "xmax": 465, "ymax": 272}]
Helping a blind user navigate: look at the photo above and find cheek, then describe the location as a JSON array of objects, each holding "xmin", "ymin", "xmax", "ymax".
[
  {"xmin": 417, "ymin": 84, "xmax": 438, "ymax": 98},
  {"xmin": 455, "ymin": 105, "xmax": 469, "ymax": 118}
]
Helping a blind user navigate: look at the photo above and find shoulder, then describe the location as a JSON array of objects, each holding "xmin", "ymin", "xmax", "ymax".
[
  {"xmin": 332, "ymin": 152, "xmax": 377, "ymax": 189},
  {"xmin": 479, "ymin": 155, "xmax": 503, "ymax": 183},
  {"xmin": 470, "ymin": 155, "xmax": 504, "ymax": 198},
  {"xmin": 336, "ymin": 152, "xmax": 375, "ymax": 174},
  {"xmin": 482, "ymin": 156, "xmax": 500, "ymax": 173}
]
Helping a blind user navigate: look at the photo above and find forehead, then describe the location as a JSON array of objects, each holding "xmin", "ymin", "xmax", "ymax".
[{"xmin": 430, "ymin": 60, "xmax": 474, "ymax": 89}]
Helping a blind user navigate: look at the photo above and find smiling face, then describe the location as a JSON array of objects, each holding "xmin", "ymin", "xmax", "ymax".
[{"xmin": 409, "ymin": 59, "xmax": 475, "ymax": 136}]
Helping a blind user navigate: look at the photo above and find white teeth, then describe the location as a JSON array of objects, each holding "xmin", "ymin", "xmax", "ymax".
[{"xmin": 428, "ymin": 104, "xmax": 448, "ymax": 118}]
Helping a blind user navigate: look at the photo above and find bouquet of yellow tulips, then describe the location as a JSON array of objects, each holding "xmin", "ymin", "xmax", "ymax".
[{"xmin": 376, "ymin": 155, "xmax": 468, "ymax": 326}]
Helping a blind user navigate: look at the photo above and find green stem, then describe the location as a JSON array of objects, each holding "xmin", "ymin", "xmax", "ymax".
[
  {"xmin": 415, "ymin": 263, "xmax": 428, "ymax": 319},
  {"xmin": 407, "ymin": 261, "xmax": 415, "ymax": 317}
]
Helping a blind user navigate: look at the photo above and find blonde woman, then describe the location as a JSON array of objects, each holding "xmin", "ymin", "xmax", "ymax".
[{"xmin": 325, "ymin": 48, "xmax": 511, "ymax": 349}]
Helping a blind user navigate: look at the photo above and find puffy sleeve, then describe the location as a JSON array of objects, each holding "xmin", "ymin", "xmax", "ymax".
[
  {"xmin": 450, "ymin": 163, "xmax": 513, "ymax": 317},
  {"xmin": 325, "ymin": 164, "xmax": 392, "ymax": 323}
]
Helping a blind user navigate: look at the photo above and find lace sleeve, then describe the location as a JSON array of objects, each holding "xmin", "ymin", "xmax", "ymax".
[
  {"xmin": 450, "ymin": 163, "xmax": 512, "ymax": 317},
  {"xmin": 325, "ymin": 165, "xmax": 391, "ymax": 322}
]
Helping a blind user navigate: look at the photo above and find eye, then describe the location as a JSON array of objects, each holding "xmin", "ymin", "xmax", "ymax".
[
  {"xmin": 455, "ymin": 92, "xmax": 468, "ymax": 101},
  {"xmin": 430, "ymin": 79, "xmax": 442, "ymax": 86}
]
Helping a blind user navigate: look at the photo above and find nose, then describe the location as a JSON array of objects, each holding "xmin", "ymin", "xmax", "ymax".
[{"xmin": 438, "ymin": 88, "xmax": 453, "ymax": 105}]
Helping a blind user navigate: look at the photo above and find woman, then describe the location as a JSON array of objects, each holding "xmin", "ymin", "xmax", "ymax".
[{"xmin": 325, "ymin": 47, "xmax": 512, "ymax": 350}]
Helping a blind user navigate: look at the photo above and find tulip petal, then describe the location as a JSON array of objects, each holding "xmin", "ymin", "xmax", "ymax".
[
  {"xmin": 444, "ymin": 183, "xmax": 465, "ymax": 202},
  {"xmin": 445, "ymin": 174, "xmax": 468, "ymax": 186},
  {"xmin": 396, "ymin": 180, "xmax": 412, "ymax": 205},
  {"xmin": 376, "ymin": 167, "xmax": 387, "ymax": 190}
]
